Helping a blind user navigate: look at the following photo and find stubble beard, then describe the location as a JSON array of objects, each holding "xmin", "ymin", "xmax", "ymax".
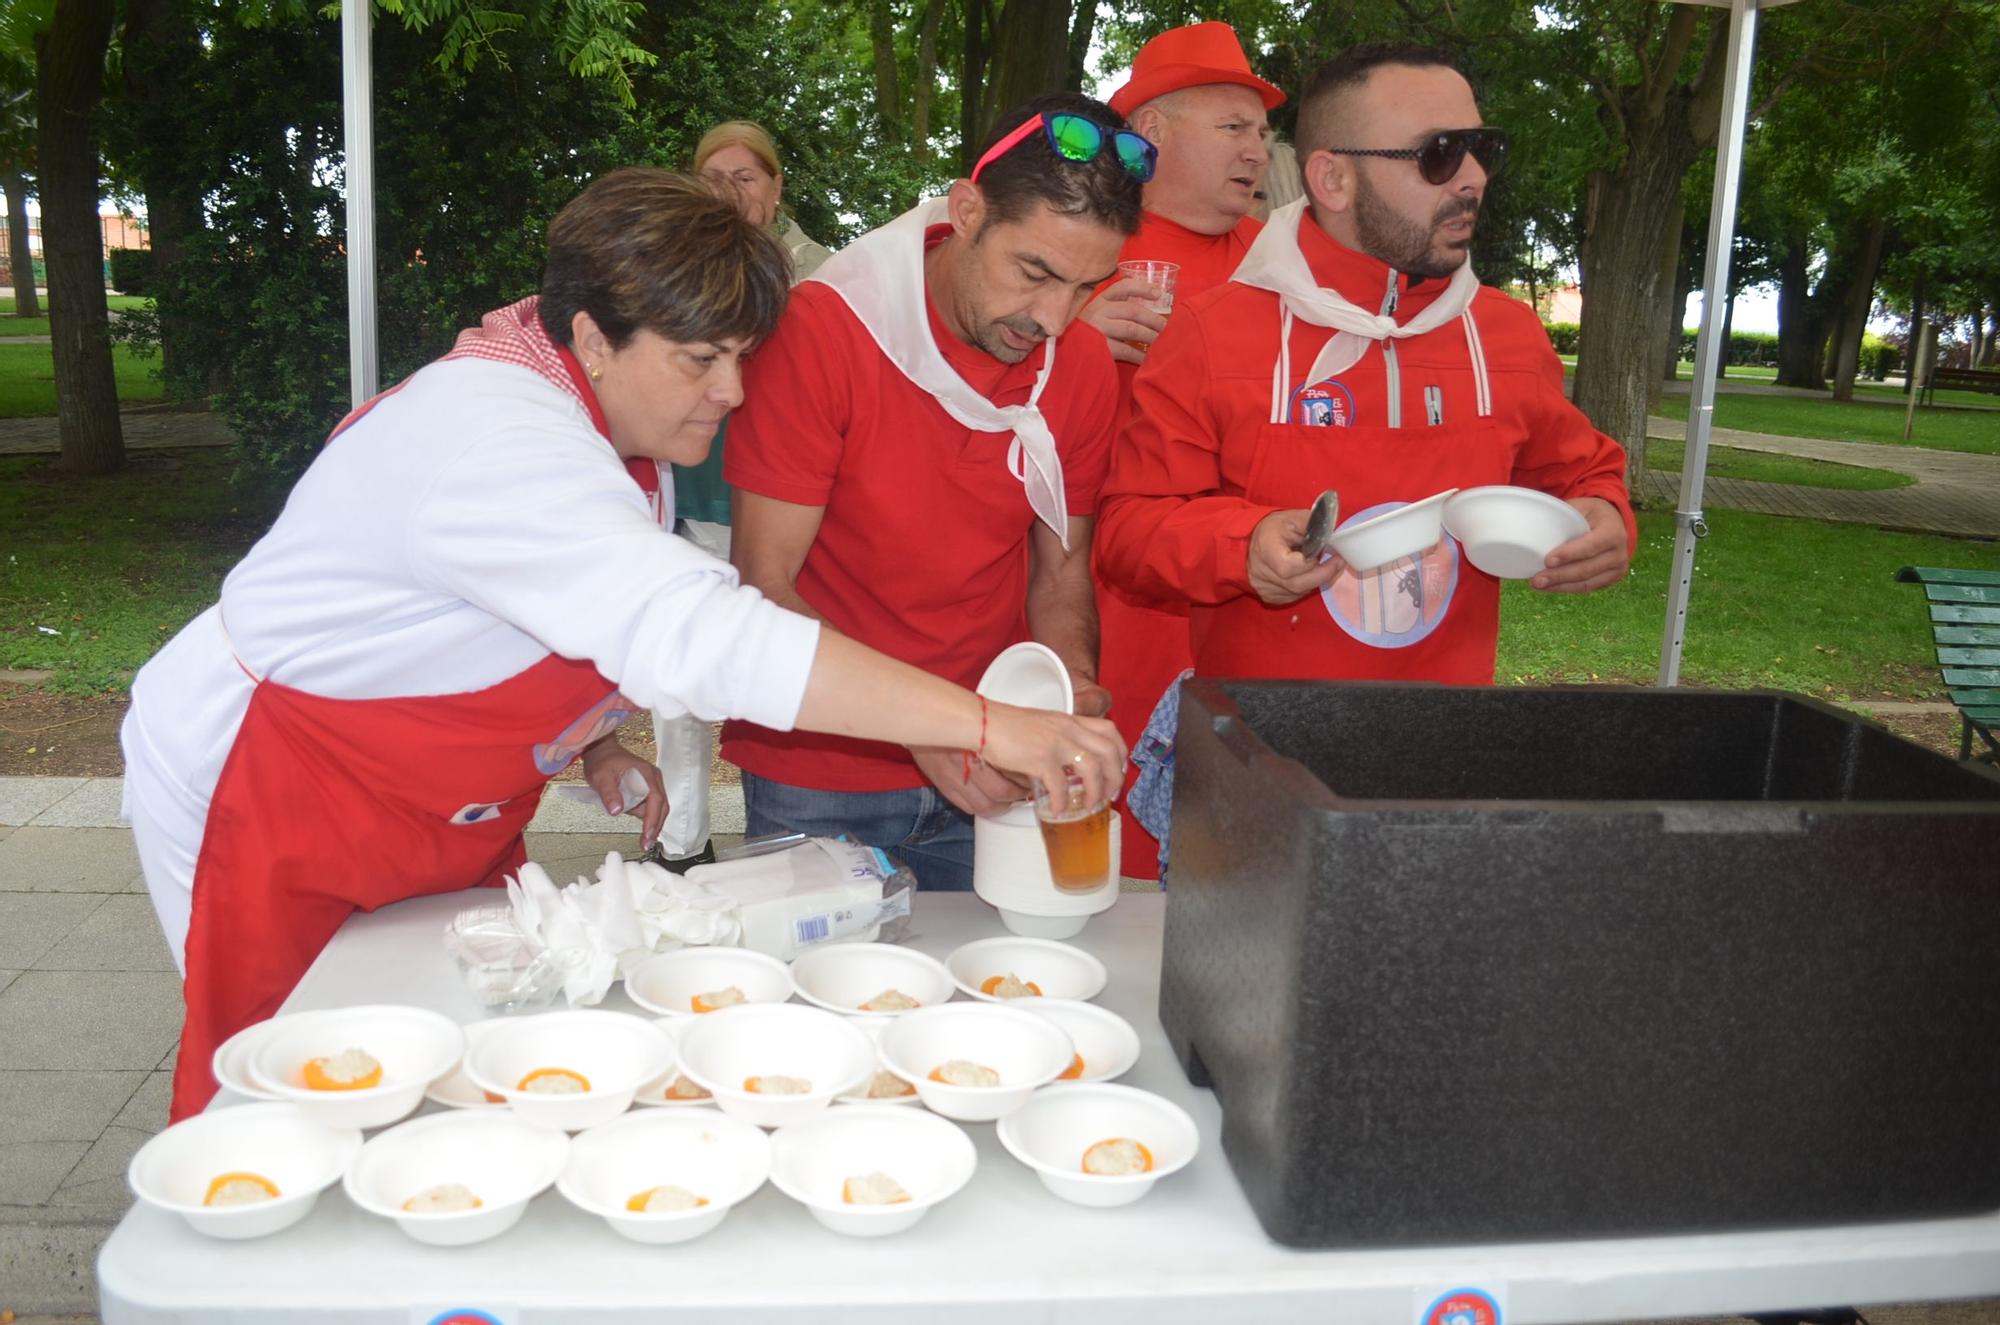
[{"xmin": 1354, "ymin": 176, "xmax": 1478, "ymax": 280}]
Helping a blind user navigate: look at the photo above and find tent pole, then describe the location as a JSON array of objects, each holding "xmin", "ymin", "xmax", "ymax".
[
  {"xmin": 341, "ymin": 1, "xmax": 379, "ymax": 406},
  {"xmin": 1659, "ymin": 0, "xmax": 1762, "ymax": 686}
]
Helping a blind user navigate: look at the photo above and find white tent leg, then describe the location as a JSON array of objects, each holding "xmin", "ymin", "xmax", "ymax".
[{"xmin": 341, "ymin": 1, "xmax": 379, "ymax": 407}]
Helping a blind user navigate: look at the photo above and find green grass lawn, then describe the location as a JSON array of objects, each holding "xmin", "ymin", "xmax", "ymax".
[
  {"xmin": 0, "ymin": 341, "xmax": 165, "ymax": 416},
  {"xmin": 1653, "ymin": 391, "xmax": 2000, "ymax": 455},
  {"xmin": 1496, "ymin": 507, "xmax": 2000, "ymax": 698},
  {"xmin": 1641, "ymin": 439, "xmax": 1913, "ymax": 491},
  {"xmin": 0, "ymin": 313, "xmax": 50, "ymax": 337},
  {"xmin": 2, "ymin": 448, "xmax": 286, "ymax": 693}
]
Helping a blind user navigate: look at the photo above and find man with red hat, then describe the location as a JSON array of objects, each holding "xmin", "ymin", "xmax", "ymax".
[{"xmin": 1079, "ymin": 20, "xmax": 1285, "ymax": 881}]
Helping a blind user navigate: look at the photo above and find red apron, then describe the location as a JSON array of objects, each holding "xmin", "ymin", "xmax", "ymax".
[
  {"xmin": 171, "ymin": 349, "xmax": 655, "ymax": 1121},
  {"xmin": 1191, "ymin": 307, "xmax": 1509, "ymax": 684}
]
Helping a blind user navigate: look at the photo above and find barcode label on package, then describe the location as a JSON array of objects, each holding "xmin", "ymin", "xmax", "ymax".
[{"xmin": 794, "ymin": 914, "xmax": 831, "ymax": 945}]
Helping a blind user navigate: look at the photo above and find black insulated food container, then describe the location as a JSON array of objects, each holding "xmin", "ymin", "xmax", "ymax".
[{"xmin": 1161, "ymin": 679, "xmax": 2000, "ymax": 1248}]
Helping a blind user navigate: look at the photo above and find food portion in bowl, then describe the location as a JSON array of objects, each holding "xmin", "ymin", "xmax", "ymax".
[
  {"xmin": 860, "ymin": 1070, "xmax": 916, "ymax": 1100},
  {"xmin": 1082, "ymin": 1137, "xmax": 1154, "ymax": 1176},
  {"xmin": 303, "ymin": 1047, "xmax": 383, "ymax": 1091},
  {"xmin": 928, "ymin": 1059, "xmax": 1001, "ymax": 1088},
  {"xmin": 842, "ymin": 1171, "xmax": 912, "ymax": 1205},
  {"xmin": 743, "ymin": 1074, "xmax": 812, "ymax": 1095},
  {"xmin": 402, "ymin": 1182, "xmax": 484, "ymax": 1213},
  {"xmin": 692, "ymin": 986, "xmax": 748, "ymax": 1014},
  {"xmin": 859, "ymin": 988, "xmax": 922, "ymax": 1012},
  {"xmin": 517, "ymin": 1067, "xmax": 591, "ymax": 1094},
  {"xmin": 627, "ymin": 1184, "xmax": 708, "ymax": 1212},
  {"xmin": 203, "ymin": 1171, "xmax": 281, "ymax": 1206},
  {"xmin": 981, "ymin": 973, "xmax": 1041, "ymax": 999}
]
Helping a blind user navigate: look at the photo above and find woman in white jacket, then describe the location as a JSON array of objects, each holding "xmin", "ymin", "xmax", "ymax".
[{"xmin": 122, "ymin": 168, "xmax": 1123, "ymax": 1122}]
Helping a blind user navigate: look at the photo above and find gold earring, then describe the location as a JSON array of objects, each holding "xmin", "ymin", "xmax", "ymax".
[{"xmin": 588, "ymin": 363, "xmax": 602, "ymax": 381}]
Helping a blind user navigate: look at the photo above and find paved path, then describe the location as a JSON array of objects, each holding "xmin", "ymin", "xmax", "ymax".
[
  {"xmin": 1642, "ymin": 415, "xmax": 2000, "ymax": 539},
  {"xmin": 0, "ymin": 410, "xmax": 232, "ymax": 457}
]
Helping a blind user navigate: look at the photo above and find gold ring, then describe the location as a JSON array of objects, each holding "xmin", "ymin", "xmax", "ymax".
[{"xmin": 1070, "ymin": 751, "xmax": 1087, "ymax": 766}]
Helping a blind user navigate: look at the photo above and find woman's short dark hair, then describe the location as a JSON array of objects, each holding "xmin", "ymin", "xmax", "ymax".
[
  {"xmin": 971, "ymin": 93, "xmax": 1145, "ymax": 237},
  {"xmin": 538, "ymin": 167, "xmax": 791, "ymax": 350}
]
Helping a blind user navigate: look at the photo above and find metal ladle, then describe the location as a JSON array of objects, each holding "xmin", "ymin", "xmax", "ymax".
[{"xmin": 1298, "ymin": 489, "xmax": 1339, "ymax": 561}]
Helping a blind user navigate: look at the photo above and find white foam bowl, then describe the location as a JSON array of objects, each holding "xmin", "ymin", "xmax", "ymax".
[
  {"xmin": 1443, "ymin": 484, "xmax": 1591, "ymax": 579},
  {"xmin": 877, "ymin": 1003, "xmax": 1075, "ymax": 1123},
  {"xmin": 996, "ymin": 1083, "xmax": 1200, "ymax": 1208},
  {"xmin": 246, "ymin": 1005, "xmax": 464, "ymax": 1130},
  {"xmin": 425, "ymin": 1020, "xmax": 509, "ymax": 1110},
  {"xmin": 127, "ymin": 1102, "xmax": 360, "ymax": 1240},
  {"xmin": 344, "ymin": 1110, "xmax": 568, "ymax": 1246},
  {"xmin": 626, "ymin": 947, "xmax": 797, "ymax": 1019},
  {"xmin": 463, "ymin": 1010, "xmax": 675, "ymax": 1131},
  {"xmin": 835, "ymin": 1017, "xmax": 923, "ymax": 1106},
  {"xmin": 558, "ymin": 1108, "xmax": 772, "ymax": 1244},
  {"xmin": 768, "ymin": 1105, "xmax": 977, "ymax": 1237},
  {"xmin": 946, "ymin": 936, "xmax": 1109, "ymax": 1004},
  {"xmin": 1012, "ymin": 998, "xmax": 1141, "ymax": 1083},
  {"xmin": 789, "ymin": 943, "xmax": 956, "ymax": 1017},
  {"xmin": 633, "ymin": 1019, "xmax": 711, "ymax": 1107},
  {"xmin": 975, "ymin": 641, "xmax": 1074, "ymax": 713},
  {"xmin": 210, "ymin": 1018, "xmax": 284, "ymax": 1102},
  {"xmin": 1327, "ymin": 487, "xmax": 1459, "ymax": 572},
  {"xmin": 674, "ymin": 1003, "xmax": 877, "ymax": 1128}
]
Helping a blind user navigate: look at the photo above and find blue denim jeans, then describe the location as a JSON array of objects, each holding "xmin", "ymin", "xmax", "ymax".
[{"xmin": 739, "ymin": 771, "xmax": 976, "ymax": 892}]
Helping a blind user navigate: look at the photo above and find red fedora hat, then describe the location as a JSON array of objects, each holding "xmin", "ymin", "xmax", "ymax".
[{"xmin": 1109, "ymin": 21, "xmax": 1285, "ymax": 117}]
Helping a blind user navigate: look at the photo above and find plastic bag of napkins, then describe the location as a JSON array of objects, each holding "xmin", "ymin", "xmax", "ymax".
[{"xmin": 444, "ymin": 837, "xmax": 913, "ymax": 1008}]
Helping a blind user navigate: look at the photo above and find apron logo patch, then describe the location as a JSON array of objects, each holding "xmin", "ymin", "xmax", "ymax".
[
  {"xmin": 1319, "ymin": 499, "xmax": 1460, "ymax": 649},
  {"xmin": 449, "ymin": 802, "xmax": 505, "ymax": 826},
  {"xmin": 1289, "ymin": 378, "xmax": 1355, "ymax": 427},
  {"xmin": 533, "ymin": 689, "xmax": 640, "ymax": 775}
]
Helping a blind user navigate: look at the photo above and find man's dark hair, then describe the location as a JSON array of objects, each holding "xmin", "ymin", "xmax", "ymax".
[
  {"xmin": 970, "ymin": 93, "xmax": 1144, "ymax": 237},
  {"xmin": 1296, "ymin": 44, "xmax": 1465, "ymax": 161}
]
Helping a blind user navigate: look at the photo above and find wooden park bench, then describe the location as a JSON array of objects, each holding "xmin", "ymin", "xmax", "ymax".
[
  {"xmin": 1896, "ymin": 565, "xmax": 2000, "ymax": 761},
  {"xmin": 1920, "ymin": 364, "xmax": 2000, "ymax": 404}
]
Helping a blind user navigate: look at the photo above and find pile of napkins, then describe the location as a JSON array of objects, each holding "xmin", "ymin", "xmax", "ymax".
[{"xmin": 448, "ymin": 839, "xmax": 911, "ymax": 1008}]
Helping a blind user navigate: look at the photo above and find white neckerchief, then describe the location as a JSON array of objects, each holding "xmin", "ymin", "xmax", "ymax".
[
  {"xmin": 1232, "ymin": 198, "xmax": 1489, "ymax": 424},
  {"xmin": 807, "ymin": 198, "xmax": 1069, "ymax": 549}
]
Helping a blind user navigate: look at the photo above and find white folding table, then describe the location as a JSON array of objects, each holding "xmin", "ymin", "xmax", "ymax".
[{"xmin": 96, "ymin": 890, "xmax": 2000, "ymax": 1323}]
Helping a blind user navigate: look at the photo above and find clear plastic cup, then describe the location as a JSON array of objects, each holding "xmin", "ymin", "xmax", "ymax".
[
  {"xmin": 1033, "ymin": 770, "xmax": 1113, "ymax": 894},
  {"xmin": 1116, "ymin": 260, "xmax": 1179, "ymax": 351}
]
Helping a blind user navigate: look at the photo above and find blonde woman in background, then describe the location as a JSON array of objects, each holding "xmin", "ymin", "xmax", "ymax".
[{"xmin": 655, "ymin": 121, "xmax": 834, "ymax": 865}]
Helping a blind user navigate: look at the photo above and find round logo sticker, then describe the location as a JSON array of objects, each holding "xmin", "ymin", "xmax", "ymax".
[
  {"xmin": 1318, "ymin": 499, "xmax": 1460, "ymax": 649},
  {"xmin": 1419, "ymin": 1287, "xmax": 1503, "ymax": 1325}
]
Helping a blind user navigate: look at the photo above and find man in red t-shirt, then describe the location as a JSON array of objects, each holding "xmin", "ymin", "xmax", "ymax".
[
  {"xmin": 722, "ymin": 93, "xmax": 1147, "ymax": 891},
  {"xmin": 1076, "ymin": 21, "xmax": 1286, "ymax": 881}
]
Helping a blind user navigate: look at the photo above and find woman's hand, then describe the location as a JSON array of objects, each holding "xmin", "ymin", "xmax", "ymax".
[
  {"xmin": 977, "ymin": 701, "xmax": 1128, "ymax": 811},
  {"xmin": 579, "ymin": 736, "xmax": 668, "ymax": 850}
]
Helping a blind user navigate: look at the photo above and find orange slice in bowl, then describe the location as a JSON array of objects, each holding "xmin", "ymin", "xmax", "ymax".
[
  {"xmin": 203, "ymin": 1171, "xmax": 281, "ymax": 1206},
  {"xmin": 1057, "ymin": 1052, "xmax": 1086, "ymax": 1081},
  {"xmin": 302, "ymin": 1049, "xmax": 382, "ymax": 1091},
  {"xmin": 517, "ymin": 1066, "xmax": 591, "ymax": 1094},
  {"xmin": 980, "ymin": 973, "xmax": 1042, "ymax": 997},
  {"xmin": 1081, "ymin": 1137, "xmax": 1154, "ymax": 1175}
]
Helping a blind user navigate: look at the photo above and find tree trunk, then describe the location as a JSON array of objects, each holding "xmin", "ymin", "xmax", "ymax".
[
  {"xmin": 1652, "ymin": 198, "xmax": 1690, "ymax": 395},
  {"xmin": 1903, "ymin": 274, "xmax": 1926, "ymax": 394},
  {"xmin": 1065, "ymin": 0, "xmax": 1095, "ymax": 94},
  {"xmin": 35, "ymin": 0, "xmax": 122, "ymax": 476},
  {"xmin": 0, "ymin": 170, "xmax": 37, "ymax": 317},
  {"xmin": 121, "ymin": 0, "xmax": 203, "ymax": 391},
  {"xmin": 1829, "ymin": 211, "xmax": 1886, "ymax": 402},
  {"xmin": 1570, "ymin": 6, "xmax": 1727, "ymax": 485},
  {"xmin": 913, "ymin": 0, "xmax": 943, "ymax": 164},
  {"xmin": 867, "ymin": 0, "xmax": 902, "ymax": 133},
  {"xmin": 987, "ymin": 0, "xmax": 1072, "ymax": 127},
  {"xmin": 1773, "ymin": 229, "xmax": 1829, "ymax": 389},
  {"xmin": 960, "ymin": 0, "xmax": 988, "ymax": 171}
]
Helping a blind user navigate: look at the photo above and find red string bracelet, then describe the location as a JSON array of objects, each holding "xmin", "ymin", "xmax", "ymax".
[{"xmin": 962, "ymin": 696, "xmax": 989, "ymax": 783}]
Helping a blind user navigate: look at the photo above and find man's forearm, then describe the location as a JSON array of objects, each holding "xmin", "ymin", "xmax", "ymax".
[{"xmin": 1027, "ymin": 554, "xmax": 1100, "ymax": 683}]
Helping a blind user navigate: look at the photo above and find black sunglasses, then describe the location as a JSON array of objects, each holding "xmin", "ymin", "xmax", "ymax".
[{"xmin": 1328, "ymin": 128, "xmax": 1509, "ymax": 185}]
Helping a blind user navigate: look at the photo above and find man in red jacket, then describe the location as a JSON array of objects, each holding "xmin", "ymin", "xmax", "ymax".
[
  {"xmin": 1080, "ymin": 21, "xmax": 1285, "ymax": 880},
  {"xmin": 1098, "ymin": 44, "xmax": 1634, "ymax": 702}
]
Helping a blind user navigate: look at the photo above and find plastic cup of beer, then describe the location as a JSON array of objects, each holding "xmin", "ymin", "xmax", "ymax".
[
  {"xmin": 1116, "ymin": 260, "xmax": 1178, "ymax": 351},
  {"xmin": 1034, "ymin": 770, "xmax": 1113, "ymax": 894}
]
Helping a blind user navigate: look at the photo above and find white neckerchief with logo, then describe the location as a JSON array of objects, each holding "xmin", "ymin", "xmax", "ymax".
[
  {"xmin": 1231, "ymin": 198, "xmax": 1491, "ymax": 425},
  {"xmin": 806, "ymin": 197, "xmax": 1069, "ymax": 549}
]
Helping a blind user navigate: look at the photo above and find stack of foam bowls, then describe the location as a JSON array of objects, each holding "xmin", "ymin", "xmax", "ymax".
[
  {"xmin": 247, "ymin": 1005, "xmax": 464, "ymax": 1130},
  {"xmin": 674, "ymin": 1003, "xmax": 876, "ymax": 1128},
  {"xmin": 344, "ymin": 1111, "xmax": 569, "ymax": 1246},
  {"xmin": 424, "ymin": 1020, "xmax": 509, "ymax": 1110},
  {"xmin": 626, "ymin": 947, "xmax": 796, "ymax": 1019},
  {"xmin": 464, "ymin": 1009, "xmax": 675, "ymax": 1131},
  {"xmin": 877, "ymin": 1003, "xmax": 1075, "ymax": 1123},
  {"xmin": 1326, "ymin": 488, "xmax": 1459, "ymax": 572},
  {"xmin": 127, "ymin": 1103, "xmax": 360, "ymax": 1239},
  {"xmin": 1442, "ymin": 485, "xmax": 1591, "ymax": 579},
  {"xmin": 558, "ymin": 1109, "xmax": 772, "ymax": 1244},
  {"xmin": 971, "ymin": 642, "xmax": 1121, "ymax": 939},
  {"xmin": 946, "ymin": 936, "xmax": 1109, "ymax": 1005},
  {"xmin": 769, "ymin": 1106, "xmax": 978, "ymax": 1237},
  {"xmin": 997, "ymin": 1083, "xmax": 1200, "ymax": 1208}
]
